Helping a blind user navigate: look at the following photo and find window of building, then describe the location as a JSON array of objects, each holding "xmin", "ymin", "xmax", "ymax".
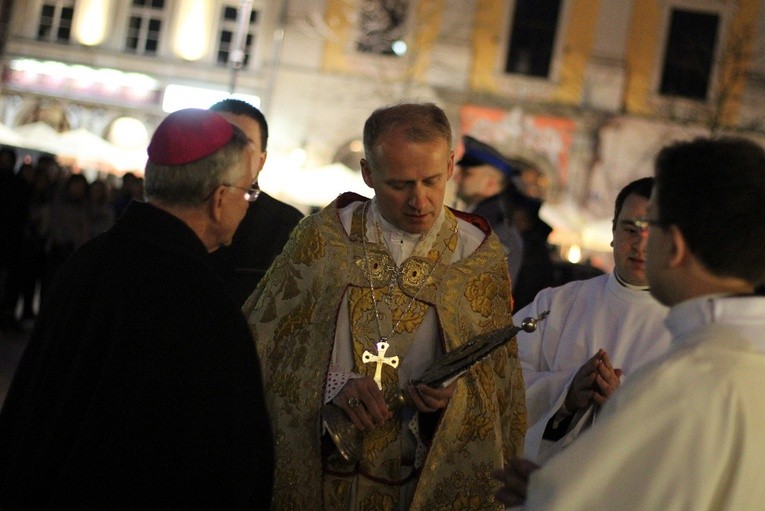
[
  {"xmin": 216, "ymin": 5, "xmax": 259, "ymax": 67},
  {"xmin": 504, "ymin": 0, "xmax": 563, "ymax": 77},
  {"xmin": 659, "ymin": 8, "xmax": 719, "ymax": 100},
  {"xmin": 125, "ymin": 0, "xmax": 165, "ymax": 55},
  {"xmin": 37, "ymin": 1, "xmax": 75, "ymax": 43},
  {"xmin": 356, "ymin": 0, "xmax": 410, "ymax": 56}
]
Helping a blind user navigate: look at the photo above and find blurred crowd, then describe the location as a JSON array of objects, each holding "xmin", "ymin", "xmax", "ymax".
[{"xmin": 0, "ymin": 146, "xmax": 145, "ymax": 330}]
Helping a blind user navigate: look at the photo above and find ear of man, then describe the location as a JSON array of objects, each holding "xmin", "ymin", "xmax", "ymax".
[
  {"xmin": 666, "ymin": 225, "xmax": 689, "ymax": 270},
  {"xmin": 360, "ymin": 158, "xmax": 374, "ymax": 188},
  {"xmin": 257, "ymin": 150, "xmax": 267, "ymax": 172},
  {"xmin": 208, "ymin": 185, "xmax": 227, "ymax": 223}
]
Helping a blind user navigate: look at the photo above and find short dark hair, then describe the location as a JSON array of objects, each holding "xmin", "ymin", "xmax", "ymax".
[
  {"xmin": 209, "ymin": 98, "xmax": 268, "ymax": 150},
  {"xmin": 654, "ymin": 137, "xmax": 765, "ymax": 286},
  {"xmin": 363, "ymin": 103, "xmax": 452, "ymax": 168},
  {"xmin": 612, "ymin": 177, "xmax": 654, "ymax": 230}
]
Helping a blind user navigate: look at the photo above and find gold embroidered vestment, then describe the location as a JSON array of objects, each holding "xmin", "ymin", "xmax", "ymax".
[{"xmin": 244, "ymin": 194, "xmax": 526, "ymax": 510}]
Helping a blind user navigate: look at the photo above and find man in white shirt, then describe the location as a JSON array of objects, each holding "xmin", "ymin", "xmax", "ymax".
[
  {"xmin": 516, "ymin": 177, "xmax": 672, "ymax": 462},
  {"xmin": 496, "ymin": 136, "xmax": 765, "ymax": 510}
]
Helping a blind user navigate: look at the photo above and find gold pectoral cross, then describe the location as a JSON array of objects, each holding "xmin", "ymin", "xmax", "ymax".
[{"xmin": 362, "ymin": 340, "xmax": 399, "ymax": 390}]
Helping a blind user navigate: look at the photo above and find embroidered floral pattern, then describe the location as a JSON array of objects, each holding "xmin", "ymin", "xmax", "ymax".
[
  {"xmin": 272, "ymin": 300, "xmax": 314, "ymax": 364},
  {"xmin": 422, "ymin": 461, "xmax": 503, "ymax": 511},
  {"xmin": 401, "ymin": 258, "xmax": 435, "ymax": 288},
  {"xmin": 464, "ymin": 272, "xmax": 501, "ymax": 317},
  {"xmin": 246, "ymin": 201, "xmax": 525, "ymax": 511},
  {"xmin": 361, "ymin": 418, "xmax": 400, "ymax": 469},
  {"xmin": 323, "ymin": 478, "xmax": 353, "ymax": 510},
  {"xmin": 358, "ymin": 491, "xmax": 395, "ymax": 511},
  {"xmin": 450, "ymin": 494, "xmax": 484, "ymax": 510},
  {"xmin": 292, "ymin": 221, "xmax": 325, "ymax": 266},
  {"xmin": 359, "ymin": 250, "xmax": 390, "ymax": 285},
  {"xmin": 392, "ymin": 295, "xmax": 429, "ymax": 335},
  {"xmin": 457, "ymin": 372, "xmax": 495, "ymax": 442}
]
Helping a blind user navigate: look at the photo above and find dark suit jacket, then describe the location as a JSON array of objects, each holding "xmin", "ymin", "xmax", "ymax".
[{"xmin": 210, "ymin": 191, "xmax": 303, "ymax": 305}]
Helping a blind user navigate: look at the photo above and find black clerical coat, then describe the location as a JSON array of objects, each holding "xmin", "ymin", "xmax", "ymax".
[{"xmin": 0, "ymin": 201, "xmax": 273, "ymax": 508}]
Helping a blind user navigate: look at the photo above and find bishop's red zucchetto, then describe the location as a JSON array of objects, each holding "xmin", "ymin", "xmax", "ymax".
[{"xmin": 147, "ymin": 108, "xmax": 234, "ymax": 166}]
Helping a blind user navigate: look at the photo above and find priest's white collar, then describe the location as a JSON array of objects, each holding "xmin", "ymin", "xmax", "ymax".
[
  {"xmin": 613, "ymin": 270, "xmax": 650, "ymax": 291},
  {"xmin": 665, "ymin": 294, "xmax": 765, "ymax": 353},
  {"xmin": 606, "ymin": 271, "xmax": 659, "ymax": 304},
  {"xmin": 369, "ymin": 198, "xmax": 446, "ymax": 264}
]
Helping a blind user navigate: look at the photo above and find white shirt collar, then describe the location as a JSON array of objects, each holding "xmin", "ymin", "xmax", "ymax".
[
  {"xmin": 665, "ymin": 294, "xmax": 765, "ymax": 353},
  {"xmin": 369, "ymin": 199, "xmax": 446, "ymax": 264},
  {"xmin": 613, "ymin": 269, "xmax": 650, "ymax": 292},
  {"xmin": 606, "ymin": 271, "xmax": 663, "ymax": 305}
]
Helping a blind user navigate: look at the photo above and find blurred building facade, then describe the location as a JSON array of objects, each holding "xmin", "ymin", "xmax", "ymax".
[{"xmin": 1, "ymin": 0, "xmax": 764, "ymax": 250}]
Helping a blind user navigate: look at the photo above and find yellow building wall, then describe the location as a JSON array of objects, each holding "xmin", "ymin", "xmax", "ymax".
[
  {"xmin": 626, "ymin": 0, "xmax": 762, "ymax": 122},
  {"xmin": 410, "ymin": 0, "xmax": 444, "ymax": 82},
  {"xmin": 552, "ymin": 0, "xmax": 599, "ymax": 104},
  {"xmin": 320, "ymin": 0, "xmax": 761, "ymax": 120},
  {"xmin": 624, "ymin": 2, "xmax": 660, "ymax": 114},
  {"xmin": 470, "ymin": 0, "xmax": 505, "ymax": 91},
  {"xmin": 321, "ymin": 0, "xmax": 444, "ymax": 81},
  {"xmin": 718, "ymin": 0, "xmax": 761, "ymax": 125},
  {"xmin": 323, "ymin": 0, "xmax": 355, "ymax": 73},
  {"xmin": 470, "ymin": 0, "xmax": 599, "ymax": 105}
]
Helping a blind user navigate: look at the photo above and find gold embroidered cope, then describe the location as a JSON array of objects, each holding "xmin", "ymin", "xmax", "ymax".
[{"xmin": 244, "ymin": 194, "xmax": 526, "ymax": 511}]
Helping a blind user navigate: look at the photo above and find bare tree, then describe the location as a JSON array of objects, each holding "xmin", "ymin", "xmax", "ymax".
[
  {"xmin": 707, "ymin": 23, "xmax": 757, "ymax": 133},
  {"xmin": 660, "ymin": 22, "xmax": 759, "ymax": 134}
]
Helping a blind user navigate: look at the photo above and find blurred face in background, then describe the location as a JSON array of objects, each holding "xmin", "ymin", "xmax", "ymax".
[
  {"xmin": 453, "ymin": 164, "xmax": 503, "ymax": 206},
  {"xmin": 612, "ymin": 193, "xmax": 651, "ymax": 286},
  {"xmin": 217, "ymin": 111, "xmax": 266, "ymax": 184},
  {"xmin": 65, "ymin": 176, "xmax": 89, "ymax": 203}
]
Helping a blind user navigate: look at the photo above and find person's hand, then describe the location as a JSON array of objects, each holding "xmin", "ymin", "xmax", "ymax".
[
  {"xmin": 564, "ymin": 349, "xmax": 603, "ymax": 412},
  {"xmin": 404, "ymin": 381, "xmax": 456, "ymax": 413},
  {"xmin": 592, "ymin": 350, "xmax": 622, "ymax": 406},
  {"xmin": 492, "ymin": 457, "xmax": 540, "ymax": 507},
  {"xmin": 332, "ymin": 376, "xmax": 392, "ymax": 431}
]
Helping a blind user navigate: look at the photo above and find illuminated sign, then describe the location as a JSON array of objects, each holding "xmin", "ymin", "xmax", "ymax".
[
  {"xmin": 161, "ymin": 84, "xmax": 260, "ymax": 112},
  {"xmin": 2, "ymin": 58, "xmax": 161, "ymax": 106}
]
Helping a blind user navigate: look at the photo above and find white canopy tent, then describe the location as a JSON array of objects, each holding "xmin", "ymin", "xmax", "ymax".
[
  {"xmin": 8, "ymin": 123, "xmax": 147, "ymax": 175},
  {"xmin": 53, "ymin": 128, "xmax": 118, "ymax": 170},
  {"xmin": 0, "ymin": 122, "xmax": 25, "ymax": 147},
  {"xmin": 261, "ymin": 160, "xmax": 370, "ymax": 209},
  {"xmin": 13, "ymin": 121, "xmax": 61, "ymax": 154}
]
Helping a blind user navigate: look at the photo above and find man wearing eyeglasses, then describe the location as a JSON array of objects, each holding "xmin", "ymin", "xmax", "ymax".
[
  {"xmin": 0, "ymin": 108, "xmax": 274, "ymax": 508},
  {"xmin": 515, "ymin": 177, "xmax": 672, "ymax": 463},
  {"xmin": 209, "ymin": 99, "xmax": 304, "ymax": 305},
  {"xmin": 496, "ymin": 136, "xmax": 765, "ymax": 509}
]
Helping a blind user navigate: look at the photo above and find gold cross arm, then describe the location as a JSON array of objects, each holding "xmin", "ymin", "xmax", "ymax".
[{"xmin": 362, "ymin": 341, "xmax": 399, "ymax": 390}]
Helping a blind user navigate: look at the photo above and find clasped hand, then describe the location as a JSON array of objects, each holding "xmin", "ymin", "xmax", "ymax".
[
  {"xmin": 492, "ymin": 457, "xmax": 541, "ymax": 506},
  {"xmin": 564, "ymin": 348, "xmax": 623, "ymax": 413},
  {"xmin": 332, "ymin": 376, "xmax": 455, "ymax": 431}
]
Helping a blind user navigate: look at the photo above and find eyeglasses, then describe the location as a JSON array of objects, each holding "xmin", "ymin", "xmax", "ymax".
[
  {"xmin": 223, "ymin": 182, "xmax": 260, "ymax": 202},
  {"xmin": 203, "ymin": 182, "xmax": 260, "ymax": 203},
  {"xmin": 634, "ymin": 218, "xmax": 667, "ymax": 231}
]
